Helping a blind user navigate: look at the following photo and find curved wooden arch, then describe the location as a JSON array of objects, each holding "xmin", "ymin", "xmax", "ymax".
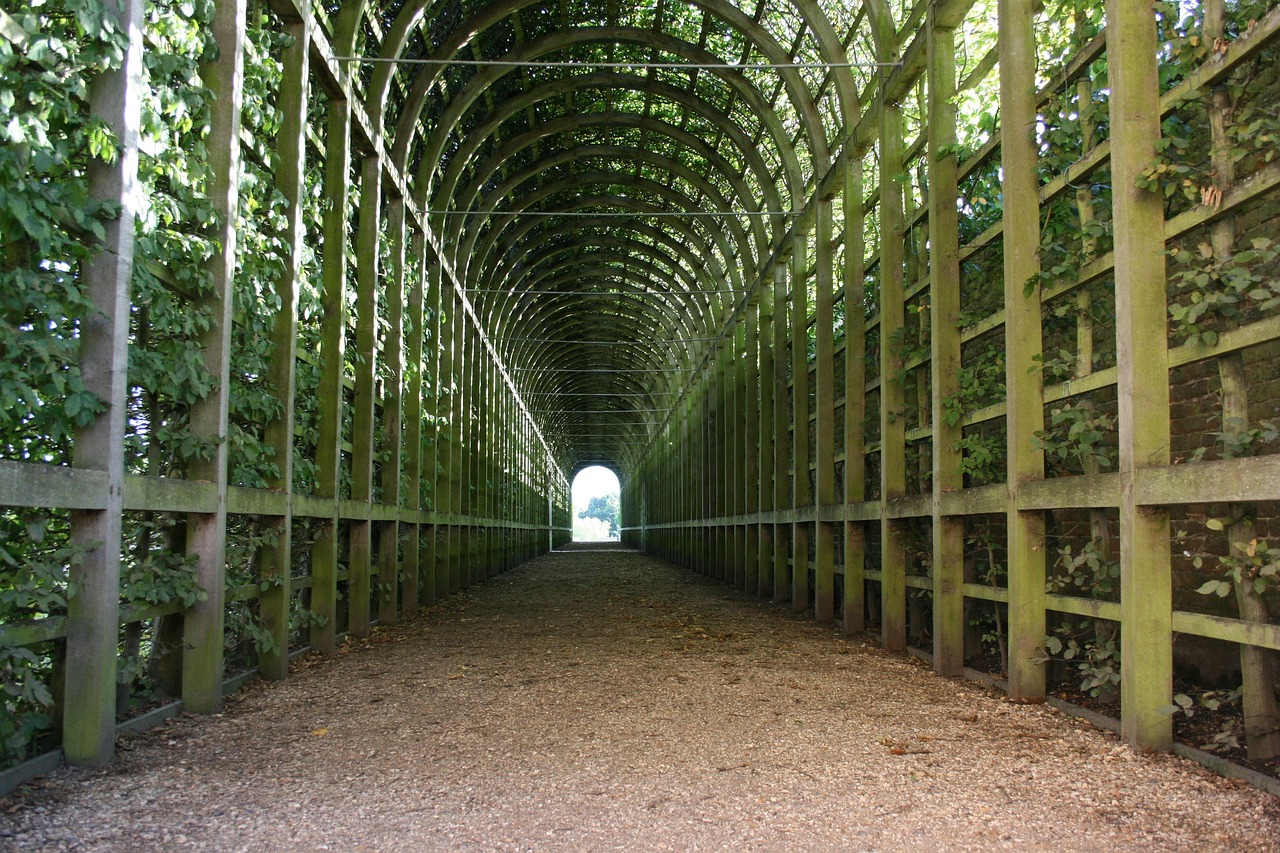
[
  {"xmin": 478, "ymin": 243, "xmax": 715, "ymax": 344},
  {"xmin": 455, "ymin": 144, "xmax": 766, "ymax": 285},
  {"xmin": 408, "ymin": 26, "xmax": 824, "ymax": 212},
  {"xmin": 437, "ymin": 104, "xmax": 781, "ymax": 261},
  {"xmin": 459, "ymin": 175, "xmax": 748, "ymax": 300},
  {"xmin": 466, "ymin": 196, "xmax": 734, "ymax": 339}
]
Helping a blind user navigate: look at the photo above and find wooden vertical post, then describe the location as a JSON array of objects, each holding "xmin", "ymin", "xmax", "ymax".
[
  {"xmin": 1203, "ymin": 0, "xmax": 1280, "ymax": 760},
  {"xmin": 258, "ymin": 7, "xmax": 310, "ymax": 679},
  {"xmin": 310, "ymin": 95, "xmax": 351, "ymax": 654},
  {"xmin": 758, "ymin": 274, "xmax": 776, "ymax": 598},
  {"xmin": 378, "ymin": 198, "xmax": 405, "ymax": 625},
  {"xmin": 348, "ymin": 156, "xmax": 381, "ymax": 639},
  {"xmin": 720, "ymin": 341, "xmax": 732, "ymax": 582},
  {"xmin": 880, "ymin": 71, "xmax": 908, "ymax": 652},
  {"xmin": 1000, "ymin": 0, "xmax": 1048, "ymax": 701},
  {"xmin": 1108, "ymin": 0, "xmax": 1172, "ymax": 750},
  {"xmin": 815, "ymin": 199, "xmax": 837, "ymax": 622},
  {"xmin": 424, "ymin": 255, "xmax": 443, "ymax": 603},
  {"xmin": 791, "ymin": 241, "xmax": 811, "ymax": 612},
  {"xmin": 64, "ymin": 0, "xmax": 142, "ymax": 766},
  {"xmin": 444, "ymin": 298, "xmax": 463, "ymax": 594},
  {"xmin": 454, "ymin": 311, "xmax": 470, "ymax": 591},
  {"xmin": 843, "ymin": 154, "xmax": 867, "ymax": 636},
  {"xmin": 183, "ymin": 0, "xmax": 246, "ymax": 712},
  {"xmin": 737, "ymin": 322, "xmax": 747, "ymax": 589},
  {"xmin": 402, "ymin": 230, "xmax": 427, "ymax": 616},
  {"xmin": 744, "ymin": 298, "xmax": 760, "ymax": 594},
  {"xmin": 772, "ymin": 260, "xmax": 791, "ymax": 602},
  {"xmin": 928, "ymin": 10, "xmax": 964, "ymax": 676}
]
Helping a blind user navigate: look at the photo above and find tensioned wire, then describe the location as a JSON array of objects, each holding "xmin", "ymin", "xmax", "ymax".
[
  {"xmin": 334, "ymin": 57, "xmax": 900, "ymax": 70},
  {"xmin": 429, "ymin": 209, "xmax": 794, "ymax": 216},
  {"xmin": 467, "ymin": 289, "xmax": 747, "ymax": 294}
]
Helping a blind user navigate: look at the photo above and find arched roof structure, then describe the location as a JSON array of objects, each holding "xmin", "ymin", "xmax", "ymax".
[
  {"xmin": 321, "ymin": 0, "xmax": 880, "ymax": 474},
  {"xmin": 19, "ymin": 0, "xmax": 1280, "ymax": 780}
]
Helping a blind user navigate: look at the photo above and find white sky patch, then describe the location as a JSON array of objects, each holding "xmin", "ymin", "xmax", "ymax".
[{"xmin": 571, "ymin": 465, "xmax": 620, "ymax": 509}]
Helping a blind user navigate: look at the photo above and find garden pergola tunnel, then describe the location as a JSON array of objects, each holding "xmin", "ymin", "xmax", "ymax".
[{"xmin": 2, "ymin": 0, "xmax": 1280, "ymax": 787}]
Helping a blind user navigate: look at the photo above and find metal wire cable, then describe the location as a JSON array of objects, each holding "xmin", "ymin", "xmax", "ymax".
[
  {"xmin": 334, "ymin": 57, "xmax": 900, "ymax": 70},
  {"xmin": 428, "ymin": 209, "xmax": 792, "ymax": 217}
]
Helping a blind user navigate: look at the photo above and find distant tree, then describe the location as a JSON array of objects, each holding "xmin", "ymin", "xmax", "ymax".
[{"xmin": 579, "ymin": 493, "xmax": 620, "ymax": 537}]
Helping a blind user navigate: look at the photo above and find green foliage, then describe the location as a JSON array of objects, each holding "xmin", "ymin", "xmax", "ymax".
[
  {"xmin": 1033, "ymin": 401, "xmax": 1116, "ymax": 476},
  {"xmin": 0, "ymin": 2, "xmax": 129, "ymax": 462},
  {"xmin": 126, "ymin": 0, "xmax": 220, "ymax": 476},
  {"xmin": 0, "ymin": 645, "xmax": 54, "ymax": 765},
  {"xmin": 1166, "ymin": 238, "xmax": 1280, "ymax": 347},
  {"xmin": 886, "ymin": 324, "xmax": 930, "ymax": 388},
  {"xmin": 227, "ymin": 17, "xmax": 293, "ymax": 489},
  {"xmin": 0, "ymin": 4, "xmax": 135, "ymax": 765},
  {"xmin": 1159, "ymin": 688, "xmax": 1244, "ymax": 752},
  {"xmin": 1025, "ymin": 197, "xmax": 1113, "ymax": 299},
  {"xmin": 1036, "ymin": 620, "xmax": 1120, "ymax": 700},
  {"xmin": 941, "ymin": 343, "xmax": 1005, "ymax": 427},
  {"xmin": 0, "ymin": 511, "xmax": 82, "ymax": 616},
  {"xmin": 955, "ymin": 432, "xmax": 1005, "ymax": 486},
  {"xmin": 579, "ymin": 493, "xmax": 620, "ymax": 537},
  {"xmin": 1046, "ymin": 539, "xmax": 1119, "ymax": 599},
  {"xmin": 120, "ymin": 548, "xmax": 205, "ymax": 608},
  {"xmin": 1192, "ymin": 520, "xmax": 1280, "ymax": 599}
]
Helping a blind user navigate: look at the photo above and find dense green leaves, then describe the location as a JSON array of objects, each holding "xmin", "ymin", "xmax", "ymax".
[{"xmin": 0, "ymin": 2, "xmax": 126, "ymax": 463}]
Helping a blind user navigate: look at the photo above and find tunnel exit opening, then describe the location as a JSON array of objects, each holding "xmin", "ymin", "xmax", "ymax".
[{"xmin": 571, "ymin": 466, "xmax": 622, "ymax": 542}]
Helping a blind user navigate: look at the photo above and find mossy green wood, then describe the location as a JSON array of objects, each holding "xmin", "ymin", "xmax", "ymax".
[
  {"xmin": 1108, "ymin": 0, "xmax": 1173, "ymax": 751},
  {"xmin": 311, "ymin": 97, "xmax": 352, "ymax": 654},
  {"xmin": 445, "ymin": 303, "xmax": 464, "ymax": 594},
  {"xmin": 842, "ymin": 153, "xmax": 867, "ymax": 636},
  {"xmin": 423, "ymin": 256, "xmax": 443, "ymax": 603},
  {"xmin": 63, "ymin": 0, "xmax": 143, "ymax": 767},
  {"xmin": 348, "ymin": 156, "xmax": 381, "ymax": 639},
  {"xmin": 378, "ymin": 198, "xmax": 406, "ymax": 625},
  {"xmin": 815, "ymin": 198, "xmax": 837, "ymax": 623},
  {"xmin": 402, "ymin": 230, "xmax": 428, "ymax": 615},
  {"xmin": 927, "ymin": 12, "xmax": 964, "ymax": 677},
  {"xmin": 999, "ymin": 0, "xmax": 1047, "ymax": 702},
  {"xmin": 757, "ymin": 276, "xmax": 776, "ymax": 597},
  {"xmin": 772, "ymin": 260, "xmax": 791, "ymax": 603},
  {"xmin": 183, "ymin": 0, "xmax": 247, "ymax": 713},
  {"xmin": 258, "ymin": 10, "xmax": 311, "ymax": 680},
  {"xmin": 791, "ymin": 240, "xmax": 811, "ymax": 612},
  {"xmin": 878, "ymin": 84, "xmax": 908, "ymax": 653},
  {"xmin": 744, "ymin": 299, "xmax": 761, "ymax": 594}
]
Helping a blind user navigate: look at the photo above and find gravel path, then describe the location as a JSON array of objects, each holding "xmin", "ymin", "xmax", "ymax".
[{"xmin": 4, "ymin": 544, "xmax": 1279, "ymax": 852}]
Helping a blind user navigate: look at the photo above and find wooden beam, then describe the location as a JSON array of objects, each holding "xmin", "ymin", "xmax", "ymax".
[
  {"xmin": 772, "ymin": 260, "xmax": 791, "ymax": 602},
  {"xmin": 63, "ymin": 0, "xmax": 142, "ymax": 767},
  {"xmin": 878, "ymin": 66, "xmax": 907, "ymax": 652},
  {"xmin": 999, "ymin": 0, "xmax": 1047, "ymax": 703},
  {"xmin": 402, "ymin": 231, "xmax": 428, "ymax": 614},
  {"xmin": 378, "ymin": 199, "xmax": 406, "ymax": 624},
  {"xmin": 842, "ymin": 146, "xmax": 867, "ymax": 636},
  {"xmin": 1109, "ymin": 0, "xmax": 1173, "ymax": 751},
  {"xmin": 182, "ymin": 0, "xmax": 246, "ymax": 714},
  {"xmin": 928, "ymin": 11, "xmax": 964, "ymax": 677},
  {"xmin": 814, "ymin": 198, "xmax": 837, "ymax": 622},
  {"xmin": 258, "ymin": 8, "xmax": 310, "ymax": 682},
  {"xmin": 309, "ymin": 96, "xmax": 352, "ymax": 654},
  {"xmin": 791, "ymin": 240, "xmax": 812, "ymax": 612},
  {"xmin": 347, "ymin": 156, "xmax": 382, "ymax": 639}
]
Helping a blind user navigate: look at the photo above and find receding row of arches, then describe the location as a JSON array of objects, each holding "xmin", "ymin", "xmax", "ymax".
[{"xmin": 5, "ymin": 0, "xmax": 1280, "ymax": 788}]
